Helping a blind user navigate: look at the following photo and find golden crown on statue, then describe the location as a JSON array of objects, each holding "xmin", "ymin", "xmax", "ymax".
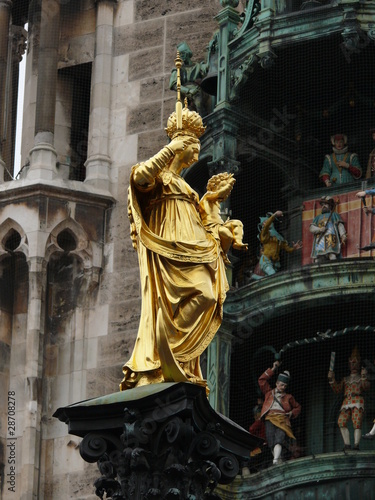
[
  {"xmin": 166, "ymin": 101, "xmax": 206, "ymax": 139},
  {"xmin": 165, "ymin": 52, "xmax": 206, "ymax": 140}
]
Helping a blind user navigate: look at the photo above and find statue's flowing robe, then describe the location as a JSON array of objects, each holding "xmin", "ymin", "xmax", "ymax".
[{"xmin": 121, "ymin": 152, "xmax": 228, "ymax": 389}]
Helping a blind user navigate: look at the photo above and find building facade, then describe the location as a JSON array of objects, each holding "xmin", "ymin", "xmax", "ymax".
[
  {"xmin": 1, "ymin": 0, "xmax": 375, "ymax": 499},
  {"xmin": 0, "ymin": 1, "xmax": 222, "ymax": 498}
]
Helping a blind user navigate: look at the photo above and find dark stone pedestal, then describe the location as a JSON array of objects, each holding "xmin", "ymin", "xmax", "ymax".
[{"xmin": 54, "ymin": 382, "xmax": 261, "ymax": 500}]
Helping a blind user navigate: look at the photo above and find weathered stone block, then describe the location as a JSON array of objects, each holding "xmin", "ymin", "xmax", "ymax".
[
  {"xmin": 68, "ymin": 465, "xmax": 99, "ymax": 498},
  {"xmin": 114, "ymin": 0, "xmax": 134, "ymax": 27},
  {"xmin": 127, "ymin": 101, "xmax": 162, "ymax": 135},
  {"xmin": 109, "ymin": 136, "xmax": 138, "ymax": 176},
  {"xmin": 44, "ymin": 345, "xmax": 59, "ymax": 377},
  {"xmin": 71, "ymin": 371, "xmax": 87, "ymax": 403},
  {"xmin": 41, "ymin": 473, "xmax": 69, "ymax": 500},
  {"xmin": 137, "ymin": 128, "xmax": 166, "ymax": 162},
  {"xmin": 9, "ymin": 341, "xmax": 26, "ymax": 375},
  {"xmin": 165, "ymin": 10, "xmax": 218, "ymax": 69},
  {"xmin": 108, "ymin": 301, "xmax": 140, "ymax": 331},
  {"xmin": 97, "ymin": 330, "xmax": 132, "ymax": 365},
  {"xmin": 134, "ymin": 0, "xmax": 216, "ymax": 21},
  {"xmin": 86, "ymin": 365, "xmax": 123, "ymax": 399},
  {"xmin": 162, "ymin": 96, "xmax": 176, "ymax": 126},
  {"xmin": 0, "ymin": 341, "xmax": 10, "ymax": 372},
  {"xmin": 85, "ymin": 338, "xmax": 98, "ymax": 370},
  {"xmin": 114, "ymin": 19, "xmax": 164, "ymax": 56},
  {"xmin": 87, "ymin": 304, "xmax": 109, "ymax": 338},
  {"xmin": 128, "ymin": 47, "xmax": 163, "ymax": 82},
  {"xmin": 50, "ymin": 373, "xmax": 71, "ymax": 411},
  {"xmin": 58, "ymin": 34, "xmax": 95, "ymax": 69},
  {"xmin": 53, "ymin": 435, "xmax": 84, "ymax": 475},
  {"xmin": 139, "ymin": 75, "xmax": 165, "ymax": 103},
  {"xmin": 111, "ymin": 81, "xmax": 140, "ymax": 110},
  {"xmin": 60, "ymin": 5, "xmax": 96, "ymax": 40},
  {"xmin": 112, "ymin": 53, "xmax": 129, "ymax": 86},
  {"xmin": 0, "ymin": 310, "xmax": 11, "ymax": 344}
]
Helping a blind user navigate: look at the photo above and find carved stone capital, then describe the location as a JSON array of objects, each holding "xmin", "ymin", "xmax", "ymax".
[
  {"xmin": 0, "ymin": 0, "xmax": 13, "ymax": 9},
  {"xmin": 11, "ymin": 25, "xmax": 27, "ymax": 62},
  {"xmin": 258, "ymin": 50, "xmax": 277, "ymax": 69},
  {"xmin": 230, "ymin": 54, "xmax": 258, "ymax": 100},
  {"xmin": 54, "ymin": 383, "xmax": 262, "ymax": 500},
  {"xmin": 368, "ymin": 30, "xmax": 375, "ymax": 44},
  {"xmin": 341, "ymin": 28, "xmax": 360, "ymax": 52}
]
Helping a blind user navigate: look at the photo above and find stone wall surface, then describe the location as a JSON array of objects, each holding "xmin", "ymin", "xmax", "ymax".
[{"xmin": 0, "ymin": 0, "xmax": 222, "ymax": 498}]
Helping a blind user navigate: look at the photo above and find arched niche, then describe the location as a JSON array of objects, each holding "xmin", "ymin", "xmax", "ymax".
[
  {"xmin": 0, "ymin": 218, "xmax": 28, "ymax": 262},
  {"xmin": 43, "ymin": 217, "xmax": 98, "ymax": 390},
  {"xmin": 0, "ymin": 222, "xmax": 29, "ymax": 448},
  {"xmin": 45, "ymin": 217, "xmax": 101, "ymax": 285},
  {"xmin": 45, "ymin": 218, "xmax": 96, "ymax": 342},
  {"xmin": 46, "ymin": 251, "xmax": 86, "ymax": 344}
]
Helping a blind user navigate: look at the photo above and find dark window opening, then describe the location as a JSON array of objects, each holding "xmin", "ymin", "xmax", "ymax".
[
  {"xmin": 57, "ymin": 229, "xmax": 77, "ymax": 252},
  {"xmin": 59, "ymin": 62, "xmax": 92, "ymax": 181},
  {"xmin": 3, "ymin": 229, "xmax": 21, "ymax": 252}
]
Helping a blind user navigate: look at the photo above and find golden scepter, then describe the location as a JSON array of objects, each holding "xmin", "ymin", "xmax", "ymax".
[{"xmin": 175, "ymin": 51, "xmax": 183, "ymax": 129}]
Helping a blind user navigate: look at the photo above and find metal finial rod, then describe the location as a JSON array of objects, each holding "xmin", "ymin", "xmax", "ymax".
[{"xmin": 175, "ymin": 51, "xmax": 183, "ymax": 129}]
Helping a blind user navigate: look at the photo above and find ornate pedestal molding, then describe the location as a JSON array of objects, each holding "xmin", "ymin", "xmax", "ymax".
[{"xmin": 54, "ymin": 383, "xmax": 262, "ymax": 500}]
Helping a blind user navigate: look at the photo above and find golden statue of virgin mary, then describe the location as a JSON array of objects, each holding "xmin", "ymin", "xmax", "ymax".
[{"xmin": 120, "ymin": 54, "xmax": 229, "ymax": 394}]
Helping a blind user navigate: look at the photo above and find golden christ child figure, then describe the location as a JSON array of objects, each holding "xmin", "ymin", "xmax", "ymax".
[
  {"xmin": 120, "ymin": 55, "xmax": 244, "ymax": 395},
  {"xmin": 199, "ymin": 172, "xmax": 248, "ymax": 264}
]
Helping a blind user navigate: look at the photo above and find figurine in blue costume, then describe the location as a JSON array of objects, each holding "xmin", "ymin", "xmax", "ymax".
[
  {"xmin": 252, "ymin": 211, "xmax": 302, "ymax": 279},
  {"xmin": 320, "ymin": 134, "xmax": 361, "ymax": 187},
  {"xmin": 310, "ymin": 196, "xmax": 347, "ymax": 262}
]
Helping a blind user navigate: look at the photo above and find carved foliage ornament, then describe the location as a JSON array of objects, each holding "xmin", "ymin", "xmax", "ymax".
[
  {"xmin": 12, "ymin": 25, "xmax": 27, "ymax": 63},
  {"xmin": 230, "ymin": 54, "xmax": 257, "ymax": 100},
  {"xmin": 80, "ymin": 411, "xmax": 240, "ymax": 500}
]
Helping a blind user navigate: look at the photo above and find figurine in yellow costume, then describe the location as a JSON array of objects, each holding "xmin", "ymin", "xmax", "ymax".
[
  {"xmin": 328, "ymin": 346, "xmax": 370, "ymax": 450},
  {"xmin": 199, "ymin": 172, "xmax": 248, "ymax": 264},
  {"xmin": 120, "ymin": 55, "xmax": 233, "ymax": 394},
  {"xmin": 252, "ymin": 211, "xmax": 302, "ymax": 279}
]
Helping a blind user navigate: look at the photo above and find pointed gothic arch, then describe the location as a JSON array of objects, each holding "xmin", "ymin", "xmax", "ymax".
[
  {"xmin": 45, "ymin": 217, "xmax": 93, "ymax": 269},
  {"xmin": 0, "ymin": 218, "xmax": 28, "ymax": 261}
]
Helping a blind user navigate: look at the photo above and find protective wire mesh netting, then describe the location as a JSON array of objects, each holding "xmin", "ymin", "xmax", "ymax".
[
  {"xmin": 223, "ymin": 34, "xmax": 375, "ymax": 468},
  {"xmin": 2, "ymin": 4, "xmax": 375, "ymax": 478}
]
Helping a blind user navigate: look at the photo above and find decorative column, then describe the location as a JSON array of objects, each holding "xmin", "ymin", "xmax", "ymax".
[
  {"xmin": 207, "ymin": 324, "xmax": 233, "ymax": 416},
  {"xmin": 208, "ymin": 2, "xmax": 241, "ymax": 175},
  {"xmin": 21, "ymin": 255, "xmax": 47, "ymax": 498},
  {"xmin": 255, "ymin": 0, "xmax": 276, "ymax": 68},
  {"xmin": 84, "ymin": 0, "xmax": 116, "ymax": 190},
  {"xmin": 215, "ymin": 1, "xmax": 240, "ymax": 110},
  {"xmin": 27, "ymin": 0, "xmax": 60, "ymax": 180},
  {"xmin": 1, "ymin": 25, "xmax": 27, "ymax": 179},
  {"xmin": 0, "ymin": 0, "xmax": 12, "ymax": 182}
]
